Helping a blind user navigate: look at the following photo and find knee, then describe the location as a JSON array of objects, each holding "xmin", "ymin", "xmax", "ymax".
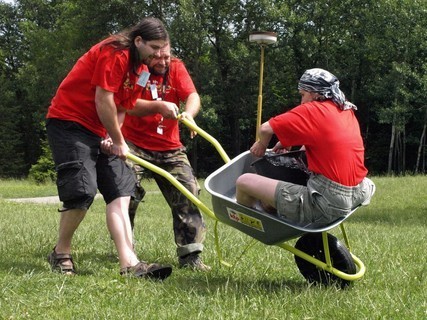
[{"xmin": 236, "ymin": 173, "xmax": 255, "ymax": 190}]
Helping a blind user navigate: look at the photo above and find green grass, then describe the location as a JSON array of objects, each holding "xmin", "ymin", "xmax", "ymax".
[
  {"xmin": 0, "ymin": 179, "xmax": 58, "ymax": 199},
  {"xmin": 0, "ymin": 176, "xmax": 426, "ymax": 319}
]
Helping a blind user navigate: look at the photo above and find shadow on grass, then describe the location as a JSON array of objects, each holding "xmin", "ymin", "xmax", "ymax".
[
  {"xmin": 170, "ymin": 272, "xmax": 339, "ymax": 294},
  {"xmin": 1, "ymin": 246, "xmax": 352, "ymax": 294},
  {"xmin": 0, "ymin": 247, "xmax": 120, "ymax": 276}
]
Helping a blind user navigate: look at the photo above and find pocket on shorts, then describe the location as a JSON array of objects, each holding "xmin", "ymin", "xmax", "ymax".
[
  {"xmin": 312, "ymin": 191, "xmax": 349, "ymax": 223},
  {"xmin": 276, "ymin": 185, "xmax": 304, "ymax": 223},
  {"xmin": 56, "ymin": 160, "xmax": 87, "ymax": 202}
]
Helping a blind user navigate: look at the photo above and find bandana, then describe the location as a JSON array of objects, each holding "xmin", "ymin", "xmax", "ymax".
[{"xmin": 298, "ymin": 68, "xmax": 357, "ymax": 111}]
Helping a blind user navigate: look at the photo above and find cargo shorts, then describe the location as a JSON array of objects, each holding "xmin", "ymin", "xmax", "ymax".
[
  {"xmin": 46, "ymin": 119, "xmax": 135, "ymax": 210},
  {"xmin": 275, "ymin": 173, "xmax": 375, "ymax": 226}
]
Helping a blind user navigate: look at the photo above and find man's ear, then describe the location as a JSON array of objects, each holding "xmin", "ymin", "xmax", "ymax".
[{"xmin": 134, "ymin": 36, "xmax": 144, "ymax": 48}]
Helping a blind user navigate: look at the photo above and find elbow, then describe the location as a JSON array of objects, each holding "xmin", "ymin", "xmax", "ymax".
[{"xmin": 259, "ymin": 122, "xmax": 273, "ymax": 136}]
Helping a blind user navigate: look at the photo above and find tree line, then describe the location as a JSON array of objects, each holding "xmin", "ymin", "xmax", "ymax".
[{"xmin": 1, "ymin": 0, "xmax": 426, "ymax": 179}]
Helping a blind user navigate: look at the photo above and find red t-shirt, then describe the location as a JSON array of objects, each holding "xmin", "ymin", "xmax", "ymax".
[
  {"xmin": 269, "ymin": 100, "xmax": 368, "ymax": 186},
  {"xmin": 47, "ymin": 39, "xmax": 144, "ymax": 137},
  {"xmin": 122, "ymin": 58, "xmax": 196, "ymax": 151}
]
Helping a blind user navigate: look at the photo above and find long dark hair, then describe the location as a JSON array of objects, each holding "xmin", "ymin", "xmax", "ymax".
[{"xmin": 102, "ymin": 17, "xmax": 169, "ymax": 75}]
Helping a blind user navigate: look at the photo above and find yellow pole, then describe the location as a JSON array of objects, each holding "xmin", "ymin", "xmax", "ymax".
[{"xmin": 256, "ymin": 44, "xmax": 265, "ymax": 140}]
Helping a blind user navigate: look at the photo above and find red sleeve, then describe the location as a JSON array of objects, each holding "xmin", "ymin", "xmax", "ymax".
[
  {"xmin": 91, "ymin": 46, "xmax": 128, "ymax": 93},
  {"xmin": 269, "ymin": 104, "xmax": 316, "ymax": 147},
  {"xmin": 170, "ymin": 60, "xmax": 197, "ymax": 102}
]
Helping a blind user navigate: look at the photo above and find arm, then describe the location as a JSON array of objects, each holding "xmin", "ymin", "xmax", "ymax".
[
  {"xmin": 180, "ymin": 92, "xmax": 201, "ymax": 138},
  {"xmin": 250, "ymin": 121, "xmax": 274, "ymax": 158},
  {"xmin": 181, "ymin": 92, "xmax": 200, "ymax": 118},
  {"xmin": 127, "ymin": 98, "xmax": 179, "ymax": 119},
  {"xmin": 95, "ymin": 86, "xmax": 128, "ymax": 159}
]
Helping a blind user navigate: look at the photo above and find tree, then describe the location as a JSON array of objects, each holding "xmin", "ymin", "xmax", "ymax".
[
  {"xmin": 1, "ymin": 0, "xmax": 427, "ymax": 177},
  {"xmin": 0, "ymin": 2, "xmax": 26, "ymax": 177}
]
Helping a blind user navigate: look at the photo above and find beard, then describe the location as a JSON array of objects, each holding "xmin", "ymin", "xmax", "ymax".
[{"xmin": 148, "ymin": 66, "xmax": 168, "ymax": 76}]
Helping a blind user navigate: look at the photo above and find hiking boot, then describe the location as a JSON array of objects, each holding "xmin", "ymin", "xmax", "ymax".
[
  {"xmin": 120, "ymin": 261, "xmax": 172, "ymax": 280},
  {"xmin": 179, "ymin": 253, "xmax": 211, "ymax": 272}
]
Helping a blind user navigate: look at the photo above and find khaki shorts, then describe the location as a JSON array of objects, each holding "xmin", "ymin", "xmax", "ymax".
[{"xmin": 275, "ymin": 174, "xmax": 375, "ymax": 226}]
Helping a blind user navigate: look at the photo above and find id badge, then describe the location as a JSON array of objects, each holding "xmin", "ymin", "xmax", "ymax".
[
  {"xmin": 157, "ymin": 116, "xmax": 164, "ymax": 135},
  {"xmin": 150, "ymin": 84, "xmax": 158, "ymax": 100},
  {"xmin": 137, "ymin": 71, "xmax": 150, "ymax": 87}
]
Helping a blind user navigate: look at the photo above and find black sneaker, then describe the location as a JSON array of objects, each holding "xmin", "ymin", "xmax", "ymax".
[
  {"xmin": 179, "ymin": 253, "xmax": 211, "ymax": 272},
  {"xmin": 120, "ymin": 261, "xmax": 172, "ymax": 280}
]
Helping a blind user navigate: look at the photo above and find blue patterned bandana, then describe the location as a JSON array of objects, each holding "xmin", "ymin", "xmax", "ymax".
[{"xmin": 298, "ymin": 68, "xmax": 357, "ymax": 111}]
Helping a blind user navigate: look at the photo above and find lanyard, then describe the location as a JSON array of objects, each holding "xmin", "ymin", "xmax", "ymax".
[
  {"xmin": 160, "ymin": 70, "xmax": 169, "ymax": 100},
  {"xmin": 145, "ymin": 69, "xmax": 169, "ymax": 101}
]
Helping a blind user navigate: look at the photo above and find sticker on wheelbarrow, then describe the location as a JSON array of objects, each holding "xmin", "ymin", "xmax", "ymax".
[{"xmin": 226, "ymin": 207, "xmax": 264, "ymax": 232}]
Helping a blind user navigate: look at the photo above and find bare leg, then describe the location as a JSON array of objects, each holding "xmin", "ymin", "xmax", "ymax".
[
  {"xmin": 106, "ymin": 196, "xmax": 139, "ymax": 269},
  {"xmin": 236, "ymin": 173, "xmax": 279, "ymax": 209},
  {"xmin": 52, "ymin": 208, "xmax": 86, "ymax": 268}
]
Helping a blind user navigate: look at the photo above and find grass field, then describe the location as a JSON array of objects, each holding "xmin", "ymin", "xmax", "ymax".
[{"xmin": 0, "ymin": 176, "xmax": 426, "ymax": 319}]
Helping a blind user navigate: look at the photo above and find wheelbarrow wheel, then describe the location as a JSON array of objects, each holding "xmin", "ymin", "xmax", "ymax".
[{"xmin": 294, "ymin": 233, "xmax": 356, "ymax": 288}]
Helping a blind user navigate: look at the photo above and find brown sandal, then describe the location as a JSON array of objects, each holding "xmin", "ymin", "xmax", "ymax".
[{"xmin": 47, "ymin": 248, "xmax": 76, "ymax": 275}]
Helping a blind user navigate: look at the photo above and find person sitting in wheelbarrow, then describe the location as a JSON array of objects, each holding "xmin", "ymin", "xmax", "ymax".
[{"xmin": 236, "ymin": 68, "xmax": 375, "ymax": 226}]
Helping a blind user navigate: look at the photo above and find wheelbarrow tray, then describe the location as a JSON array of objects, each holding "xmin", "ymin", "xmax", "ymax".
[{"xmin": 204, "ymin": 150, "xmax": 356, "ymax": 245}]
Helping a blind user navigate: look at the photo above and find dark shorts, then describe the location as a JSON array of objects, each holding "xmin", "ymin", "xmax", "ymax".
[{"xmin": 46, "ymin": 119, "xmax": 135, "ymax": 209}]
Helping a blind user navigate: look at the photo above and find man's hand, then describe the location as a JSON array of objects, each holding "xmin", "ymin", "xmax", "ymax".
[
  {"xmin": 250, "ymin": 140, "xmax": 267, "ymax": 158},
  {"xmin": 100, "ymin": 137, "xmax": 113, "ymax": 155},
  {"xmin": 180, "ymin": 111, "xmax": 198, "ymax": 138},
  {"xmin": 100, "ymin": 137, "xmax": 129, "ymax": 160},
  {"xmin": 111, "ymin": 142, "xmax": 129, "ymax": 160},
  {"xmin": 160, "ymin": 101, "xmax": 179, "ymax": 119},
  {"xmin": 272, "ymin": 142, "xmax": 291, "ymax": 154}
]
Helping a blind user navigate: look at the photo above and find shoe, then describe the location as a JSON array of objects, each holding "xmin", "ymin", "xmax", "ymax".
[
  {"xmin": 179, "ymin": 253, "xmax": 211, "ymax": 272},
  {"xmin": 47, "ymin": 247, "xmax": 76, "ymax": 275},
  {"xmin": 120, "ymin": 261, "xmax": 172, "ymax": 280}
]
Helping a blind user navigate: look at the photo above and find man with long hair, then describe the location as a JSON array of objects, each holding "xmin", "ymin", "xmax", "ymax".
[{"xmin": 46, "ymin": 17, "xmax": 172, "ymax": 279}]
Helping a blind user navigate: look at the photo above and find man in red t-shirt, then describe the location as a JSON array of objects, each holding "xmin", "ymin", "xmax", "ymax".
[
  {"xmin": 121, "ymin": 44, "xmax": 210, "ymax": 271},
  {"xmin": 236, "ymin": 68, "xmax": 375, "ymax": 226},
  {"xmin": 45, "ymin": 18, "xmax": 172, "ymax": 279}
]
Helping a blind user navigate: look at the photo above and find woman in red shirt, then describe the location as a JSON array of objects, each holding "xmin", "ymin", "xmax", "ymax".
[
  {"xmin": 46, "ymin": 17, "xmax": 172, "ymax": 279},
  {"xmin": 236, "ymin": 68, "xmax": 375, "ymax": 227}
]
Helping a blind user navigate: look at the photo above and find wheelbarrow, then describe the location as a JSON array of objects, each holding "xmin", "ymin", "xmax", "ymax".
[{"xmin": 127, "ymin": 117, "xmax": 369, "ymax": 288}]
